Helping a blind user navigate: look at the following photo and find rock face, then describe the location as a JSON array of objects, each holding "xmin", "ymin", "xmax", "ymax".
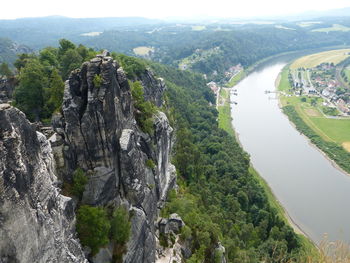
[
  {"xmin": 0, "ymin": 76, "xmax": 16, "ymax": 103},
  {"xmin": 0, "ymin": 105, "xmax": 87, "ymax": 263},
  {"xmin": 53, "ymin": 52, "xmax": 176, "ymax": 262}
]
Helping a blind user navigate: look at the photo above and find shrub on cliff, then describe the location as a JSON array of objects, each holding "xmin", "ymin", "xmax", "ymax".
[
  {"xmin": 130, "ymin": 81, "xmax": 156, "ymax": 134},
  {"xmin": 76, "ymin": 205, "xmax": 110, "ymax": 255},
  {"xmin": 72, "ymin": 168, "xmax": 88, "ymax": 199},
  {"xmin": 110, "ymin": 207, "xmax": 131, "ymax": 245}
]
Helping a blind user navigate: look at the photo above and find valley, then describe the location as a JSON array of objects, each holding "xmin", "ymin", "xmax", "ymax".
[{"xmin": 1, "ymin": 9, "xmax": 350, "ymax": 263}]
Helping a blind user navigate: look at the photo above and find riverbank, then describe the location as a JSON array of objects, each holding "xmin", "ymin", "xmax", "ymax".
[
  {"xmin": 276, "ymin": 64, "xmax": 350, "ymax": 175},
  {"xmin": 216, "ymin": 84, "xmax": 317, "ymax": 253}
]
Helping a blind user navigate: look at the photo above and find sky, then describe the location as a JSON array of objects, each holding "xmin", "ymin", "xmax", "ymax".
[{"xmin": 1, "ymin": 0, "xmax": 350, "ymax": 20}]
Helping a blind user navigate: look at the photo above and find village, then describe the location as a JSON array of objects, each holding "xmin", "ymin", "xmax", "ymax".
[
  {"xmin": 206, "ymin": 63, "xmax": 243, "ymax": 96},
  {"xmin": 289, "ymin": 62, "xmax": 350, "ymax": 115}
]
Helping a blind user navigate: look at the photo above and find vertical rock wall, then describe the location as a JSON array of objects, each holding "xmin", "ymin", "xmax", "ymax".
[
  {"xmin": 0, "ymin": 104, "xmax": 87, "ymax": 263},
  {"xmin": 54, "ymin": 52, "xmax": 176, "ymax": 262}
]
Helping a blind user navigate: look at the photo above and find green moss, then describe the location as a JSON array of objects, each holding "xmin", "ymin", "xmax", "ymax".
[
  {"xmin": 93, "ymin": 74, "xmax": 102, "ymax": 89},
  {"xmin": 145, "ymin": 159, "xmax": 156, "ymax": 169}
]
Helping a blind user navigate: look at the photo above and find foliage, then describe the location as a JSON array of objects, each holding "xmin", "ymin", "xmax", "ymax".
[
  {"xmin": 151, "ymin": 63, "xmax": 305, "ymax": 262},
  {"xmin": 114, "ymin": 53, "xmax": 146, "ymax": 80},
  {"xmin": 46, "ymin": 68, "xmax": 64, "ymax": 112},
  {"xmin": 93, "ymin": 74, "xmax": 102, "ymax": 89},
  {"xmin": 13, "ymin": 58, "xmax": 47, "ymax": 121},
  {"xmin": 130, "ymin": 81, "xmax": 157, "ymax": 134},
  {"xmin": 76, "ymin": 205, "xmax": 110, "ymax": 255},
  {"xmin": 283, "ymin": 105, "xmax": 350, "ymax": 173},
  {"xmin": 321, "ymin": 106, "xmax": 338, "ymax": 116},
  {"xmin": 60, "ymin": 49, "xmax": 83, "ymax": 79},
  {"xmin": 72, "ymin": 168, "xmax": 88, "ymax": 199},
  {"xmin": 110, "ymin": 207, "xmax": 131, "ymax": 245},
  {"xmin": 145, "ymin": 159, "xmax": 156, "ymax": 169},
  {"xmin": 13, "ymin": 39, "xmax": 98, "ymax": 122}
]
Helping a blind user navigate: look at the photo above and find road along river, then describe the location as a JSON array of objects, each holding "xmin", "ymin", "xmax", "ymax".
[{"xmin": 230, "ymin": 61, "xmax": 350, "ymax": 244}]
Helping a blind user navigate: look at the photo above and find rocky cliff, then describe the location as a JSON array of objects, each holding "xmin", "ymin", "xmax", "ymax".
[
  {"xmin": 0, "ymin": 103, "xmax": 87, "ymax": 263},
  {"xmin": 0, "ymin": 76, "xmax": 15, "ymax": 103},
  {"xmin": 53, "ymin": 51, "xmax": 177, "ymax": 262}
]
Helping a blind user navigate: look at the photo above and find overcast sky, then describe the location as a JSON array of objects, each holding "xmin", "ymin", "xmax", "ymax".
[{"xmin": 1, "ymin": 0, "xmax": 350, "ymax": 19}]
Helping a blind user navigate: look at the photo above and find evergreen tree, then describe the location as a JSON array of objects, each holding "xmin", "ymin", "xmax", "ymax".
[
  {"xmin": 14, "ymin": 59, "xmax": 47, "ymax": 121},
  {"xmin": 47, "ymin": 68, "xmax": 65, "ymax": 112},
  {"xmin": 76, "ymin": 205, "xmax": 110, "ymax": 255}
]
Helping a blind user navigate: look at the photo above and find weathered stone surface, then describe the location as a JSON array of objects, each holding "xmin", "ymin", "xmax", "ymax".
[
  {"xmin": 140, "ymin": 69, "xmax": 165, "ymax": 107},
  {"xmin": 53, "ymin": 52, "xmax": 176, "ymax": 262},
  {"xmin": 0, "ymin": 106, "xmax": 86, "ymax": 263},
  {"xmin": 0, "ymin": 77, "xmax": 16, "ymax": 103},
  {"xmin": 158, "ymin": 213, "xmax": 185, "ymax": 235}
]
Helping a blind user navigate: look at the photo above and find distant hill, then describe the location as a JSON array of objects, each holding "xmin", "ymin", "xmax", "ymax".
[
  {"xmin": 0, "ymin": 38, "xmax": 31, "ymax": 65},
  {"xmin": 0, "ymin": 16, "xmax": 165, "ymax": 49}
]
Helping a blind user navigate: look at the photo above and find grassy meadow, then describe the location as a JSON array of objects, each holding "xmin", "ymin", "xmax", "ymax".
[
  {"xmin": 133, "ymin": 46, "xmax": 154, "ymax": 56},
  {"xmin": 290, "ymin": 49, "xmax": 350, "ymax": 69},
  {"xmin": 278, "ymin": 60, "xmax": 350, "ymax": 153}
]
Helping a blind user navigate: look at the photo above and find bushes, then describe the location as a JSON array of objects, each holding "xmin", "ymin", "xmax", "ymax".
[
  {"xmin": 72, "ymin": 168, "xmax": 88, "ymax": 199},
  {"xmin": 145, "ymin": 159, "xmax": 155, "ymax": 169},
  {"xmin": 110, "ymin": 207, "xmax": 131, "ymax": 245},
  {"xmin": 93, "ymin": 74, "xmax": 102, "ymax": 89},
  {"xmin": 76, "ymin": 205, "xmax": 110, "ymax": 255},
  {"xmin": 114, "ymin": 53, "xmax": 146, "ymax": 80},
  {"xmin": 130, "ymin": 81, "xmax": 157, "ymax": 134},
  {"xmin": 76, "ymin": 205, "xmax": 131, "ymax": 257}
]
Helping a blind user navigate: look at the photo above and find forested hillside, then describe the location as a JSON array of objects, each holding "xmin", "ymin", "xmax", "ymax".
[
  {"xmin": 147, "ymin": 61, "xmax": 308, "ymax": 262},
  {"xmin": 2, "ymin": 16, "xmax": 350, "ymax": 82},
  {"xmin": 8, "ymin": 40, "xmax": 312, "ymax": 262}
]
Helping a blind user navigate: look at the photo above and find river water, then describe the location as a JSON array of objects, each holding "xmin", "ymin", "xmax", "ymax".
[{"xmin": 230, "ymin": 61, "xmax": 350, "ymax": 244}]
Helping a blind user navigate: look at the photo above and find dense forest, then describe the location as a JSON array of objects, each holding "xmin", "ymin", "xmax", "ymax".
[
  {"xmin": 6, "ymin": 40, "xmax": 313, "ymax": 262},
  {"xmin": 148, "ymin": 61, "xmax": 308, "ymax": 262}
]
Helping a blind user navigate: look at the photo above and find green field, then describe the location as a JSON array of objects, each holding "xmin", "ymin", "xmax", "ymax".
[
  {"xmin": 133, "ymin": 46, "xmax": 154, "ymax": 56},
  {"xmin": 345, "ymin": 68, "xmax": 350, "ymax": 80},
  {"xmin": 278, "ymin": 63, "xmax": 350, "ymax": 152},
  {"xmin": 217, "ymin": 88, "xmax": 235, "ymax": 137},
  {"xmin": 290, "ymin": 49, "xmax": 350, "ymax": 69},
  {"xmin": 312, "ymin": 24, "xmax": 350, "ymax": 33}
]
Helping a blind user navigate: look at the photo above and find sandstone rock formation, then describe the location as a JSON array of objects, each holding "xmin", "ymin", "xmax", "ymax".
[
  {"xmin": 53, "ymin": 51, "xmax": 177, "ymax": 262},
  {"xmin": 0, "ymin": 104, "xmax": 87, "ymax": 263},
  {"xmin": 0, "ymin": 76, "xmax": 15, "ymax": 103}
]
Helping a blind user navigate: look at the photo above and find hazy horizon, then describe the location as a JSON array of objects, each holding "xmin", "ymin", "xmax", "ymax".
[{"xmin": 2, "ymin": 0, "xmax": 350, "ymax": 20}]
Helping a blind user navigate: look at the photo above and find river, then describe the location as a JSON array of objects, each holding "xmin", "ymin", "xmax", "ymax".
[{"xmin": 230, "ymin": 61, "xmax": 350, "ymax": 244}]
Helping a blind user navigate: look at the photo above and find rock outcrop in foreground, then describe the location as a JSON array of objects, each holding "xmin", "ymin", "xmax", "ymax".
[
  {"xmin": 53, "ymin": 51, "xmax": 177, "ymax": 262},
  {"xmin": 0, "ymin": 103, "xmax": 87, "ymax": 263}
]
